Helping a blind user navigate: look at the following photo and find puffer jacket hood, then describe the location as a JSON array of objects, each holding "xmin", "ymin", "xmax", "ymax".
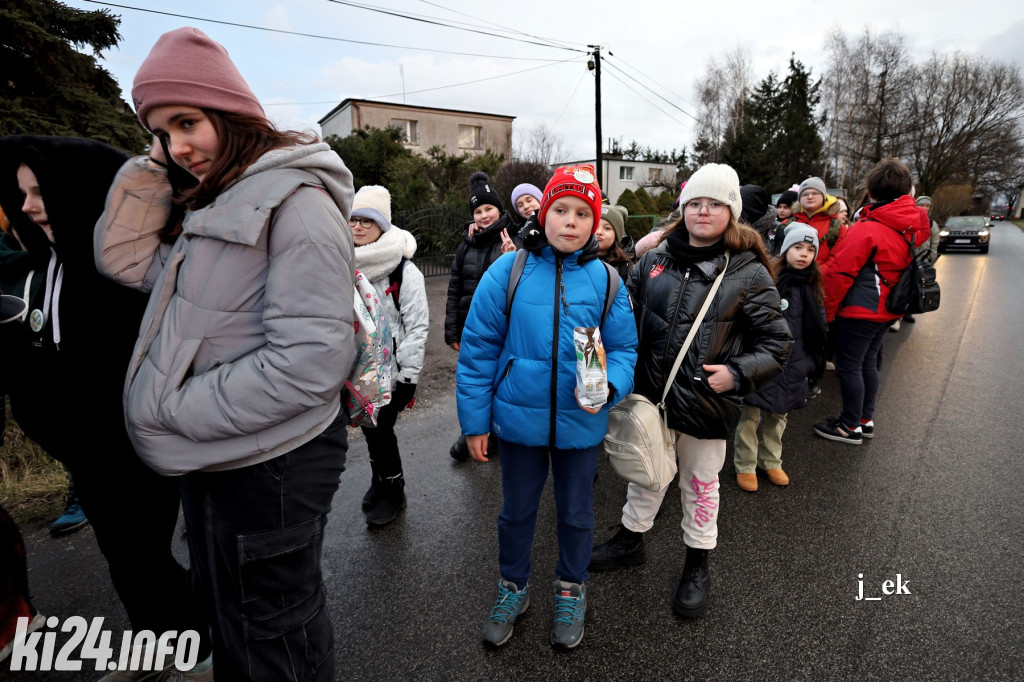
[
  {"xmin": 239, "ymin": 143, "xmax": 353, "ymax": 220},
  {"xmin": 627, "ymin": 243, "xmax": 792, "ymax": 439}
]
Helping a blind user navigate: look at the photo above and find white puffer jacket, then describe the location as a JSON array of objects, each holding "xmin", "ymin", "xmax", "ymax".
[{"xmin": 353, "ymin": 226, "xmax": 428, "ymax": 385}]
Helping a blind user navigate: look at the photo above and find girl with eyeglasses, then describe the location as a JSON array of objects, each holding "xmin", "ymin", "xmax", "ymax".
[
  {"xmin": 589, "ymin": 163, "xmax": 792, "ymax": 620},
  {"xmin": 348, "ymin": 186, "xmax": 429, "ymax": 527}
]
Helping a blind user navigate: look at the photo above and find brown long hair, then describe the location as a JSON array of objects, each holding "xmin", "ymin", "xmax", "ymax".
[
  {"xmin": 182, "ymin": 110, "xmax": 318, "ymax": 209},
  {"xmin": 658, "ymin": 213, "xmax": 772, "ymax": 270}
]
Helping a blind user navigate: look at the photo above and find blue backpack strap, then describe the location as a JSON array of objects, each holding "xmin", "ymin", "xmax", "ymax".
[{"xmin": 505, "ymin": 249, "xmax": 529, "ymax": 325}]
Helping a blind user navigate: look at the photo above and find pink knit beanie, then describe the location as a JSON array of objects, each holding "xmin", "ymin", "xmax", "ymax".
[{"xmin": 132, "ymin": 27, "xmax": 265, "ymax": 130}]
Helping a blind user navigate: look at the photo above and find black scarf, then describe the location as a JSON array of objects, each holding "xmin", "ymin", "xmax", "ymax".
[
  {"xmin": 665, "ymin": 228, "xmax": 727, "ymax": 267},
  {"xmin": 777, "ymin": 263, "xmax": 827, "ymax": 366}
]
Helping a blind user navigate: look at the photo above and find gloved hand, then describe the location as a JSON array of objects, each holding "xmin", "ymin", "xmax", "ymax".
[{"xmin": 392, "ymin": 381, "xmax": 417, "ymax": 412}]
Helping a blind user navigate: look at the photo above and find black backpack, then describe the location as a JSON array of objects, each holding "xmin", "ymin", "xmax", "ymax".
[{"xmin": 882, "ymin": 235, "xmax": 940, "ymax": 315}]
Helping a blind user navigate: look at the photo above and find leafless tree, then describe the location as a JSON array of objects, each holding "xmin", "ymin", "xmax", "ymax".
[
  {"xmin": 820, "ymin": 29, "xmax": 915, "ymax": 189},
  {"xmin": 513, "ymin": 122, "xmax": 571, "ymax": 166},
  {"xmin": 692, "ymin": 48, "xmax": 754, "ymax": 164}
]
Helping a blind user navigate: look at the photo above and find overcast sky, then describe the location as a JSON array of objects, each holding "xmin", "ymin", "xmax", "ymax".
[{"xmin": 67, "ymin": 0, "xmax": 1024, "ymax": 162}]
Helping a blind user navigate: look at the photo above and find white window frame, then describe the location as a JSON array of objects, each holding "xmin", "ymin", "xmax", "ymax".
[
  {"xmin": 619, "ymin": 166, "xmax": 634, "ymax": 181},
  {"xmin": 458, "ymin": 124, "xmax": 482, "ymax": 150},
  {"xmin": 392, "ymin": 118, "xmax": 418, "ymax": 145}
]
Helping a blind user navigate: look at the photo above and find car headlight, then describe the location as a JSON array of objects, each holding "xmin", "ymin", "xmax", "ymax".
[
  {"xmin": 979, "ymin": 229, "xmax": 990, "ymax": 236},
  {"xmin": 939, "ymin": 229, "xmax": 949, "ymax": 237}
]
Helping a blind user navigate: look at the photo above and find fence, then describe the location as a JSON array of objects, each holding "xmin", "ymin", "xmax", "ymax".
[{"xmin": 394, "ymin": 206, "xmax": 467, "ymax": 278}]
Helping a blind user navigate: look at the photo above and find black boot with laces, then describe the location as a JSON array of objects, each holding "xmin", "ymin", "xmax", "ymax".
[
  {"xmin": 588, "ymin": 524, "xmax": 645, "ymax": 571},
  {"xmin": 673, "ymin": 546, "xmax": 710, "ymax": 618}
]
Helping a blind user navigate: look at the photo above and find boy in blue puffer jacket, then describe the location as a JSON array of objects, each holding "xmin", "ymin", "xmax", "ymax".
[{"xmin": 457, "ymin": 165, "xmax": 638, "ymax": 651}]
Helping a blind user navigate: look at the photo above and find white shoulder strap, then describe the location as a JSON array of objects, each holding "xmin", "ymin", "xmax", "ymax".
[{"xmin": 660, "ymin": 251, "xmax": 730, "ymax": 407}]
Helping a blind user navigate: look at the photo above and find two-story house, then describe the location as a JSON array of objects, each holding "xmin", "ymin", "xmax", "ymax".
[
  {"xmin": 555, "ymin": 155, "xmax": 678, "ymax": 205},
  {"xmin": 319, "ymin": 99, "xmax": 514, "ymax": 157}
]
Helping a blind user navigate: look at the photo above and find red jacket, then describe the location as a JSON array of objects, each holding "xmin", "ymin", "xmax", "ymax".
[
  {"xmin": 791, "ymin": 196, "xmax": 848, "ymax": 275},
  {"xmin": 824, "ymin": 195, "xmax": 932, "ymax": 322}
]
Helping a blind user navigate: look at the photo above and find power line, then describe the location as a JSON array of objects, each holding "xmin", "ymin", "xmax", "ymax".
[
  {"xmin": 415, "ymin": 0, "xmax": 584, "ymax": 52},
  {"xmin": 606, "ymin": 53, "xmax": 700, "ymax": 111},
  {"xmin": 324, "ymin": 0, "xmax": 587, "ymax": 53},
  {"xmin": 262, "ymin": 55, "xmax": 587, "ymax": 106},
  {"xmin": 551, "ymin": 65, "xmax": 590, "ymax": 131},
  {"xmin": 603, "ymin": 69, "xmax": 691, "ymax": 129},
  {"xmin": 602, "ymin": 58, "xmax": 700, "ymax": 123},
  {"xmin": 80, "ymin": 0, "xmax": 566, "ymax": 61},
  {"xmin": 354, "ymin": 55, "xmax": 588, "ymax": 101}
]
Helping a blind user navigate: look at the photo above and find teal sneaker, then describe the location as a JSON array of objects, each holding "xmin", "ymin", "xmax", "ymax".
[
  {"xmin": 482, "ymin": 579, "xmax": 529, "ymax": 648},
  {"xmin": 551, "ymin": 580, "xmax": 586, "ymax": 650}
]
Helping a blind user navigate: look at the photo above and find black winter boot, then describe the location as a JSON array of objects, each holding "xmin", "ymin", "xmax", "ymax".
[
  {"xmin": 588, "ymin": 524, "xmax": 645, "ymax": 571},
  {"xmin": 672, "ymin": 546, "xmax": 710, "ymax": 619},
  {"xmin": 449, "ymin": 434, "xmax": 470, "ymax": 462},
  {"xmin": 366, "ymin": 476, "xmax": 407, "ymax": 527},
  {"xmin": 361, "ymin": 477, "xmax": 383, "ymax": 514}
]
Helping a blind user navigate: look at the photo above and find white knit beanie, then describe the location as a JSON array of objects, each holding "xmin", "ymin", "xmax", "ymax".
[
  {"xmin": 679, "ymin": 163, "xmax": 742, "ymax": 221},
  {"xmin": 350, "ymin": 185, "xmax": 392, "ymax": 231},
  {"xmin": 780, "ymin": 223, "xmax": 819, "ymax": 256}
]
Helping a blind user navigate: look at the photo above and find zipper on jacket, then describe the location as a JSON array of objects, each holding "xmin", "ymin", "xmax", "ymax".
[
  {"xmin": 662, "ymin": 267, "xmax": 691, "ymax": 381},
  {"xmin": 495, "ymin": 357, "xmax": 515, "ymax": 391},
  {"xmin": 550, "ymin": 256, "xmax": 563, "ymax": 446}
]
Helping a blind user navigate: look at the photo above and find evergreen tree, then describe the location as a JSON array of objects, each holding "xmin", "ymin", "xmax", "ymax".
[
  {"xmin": 1, "ymin": 0, "xmax": 147, "ymax": 151},
  {"xmin": 634, "ymin": 187, "xmax": 658, "ymax": 214},
  {"xmin": 774, "ymin": 56, "xmax": 824, "ymax": 188},
  {"xmin": 616, "ymin": 188, "xmax": 644, "ymax": 216},
  {"xmin": 326, "ymin": 126, "xmax": 414, "ymax": 191}
]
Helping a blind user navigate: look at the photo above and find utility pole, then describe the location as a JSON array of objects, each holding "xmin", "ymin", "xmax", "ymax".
[{"xmin": 588, "ymin": 45, "xmax": 603, "ymax": 189}]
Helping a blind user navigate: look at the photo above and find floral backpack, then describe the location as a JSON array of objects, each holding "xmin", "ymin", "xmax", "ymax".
[{"xmin": 346, "ymin": 270, "xmax": 393, "ymax": 427}]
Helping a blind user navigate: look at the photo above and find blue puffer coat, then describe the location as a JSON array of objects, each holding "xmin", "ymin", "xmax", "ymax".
[{"xmin": 457, "ymin": 246, "xmax": 638, "ymax": 449}]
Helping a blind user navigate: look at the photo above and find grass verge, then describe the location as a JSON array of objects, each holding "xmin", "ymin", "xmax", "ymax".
[{"xmin": 0, "ymin": 403, "xmax": 67, "ymax": 525}]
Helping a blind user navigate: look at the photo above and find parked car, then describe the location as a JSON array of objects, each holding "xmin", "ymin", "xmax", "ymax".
[{"xmin": 938, "ymin": 216, "xmax": 991, "ymax": 254}]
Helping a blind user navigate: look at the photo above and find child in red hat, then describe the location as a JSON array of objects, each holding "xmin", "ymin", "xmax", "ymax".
[{"xmin": 456, "ymin": 164, "xmax": 638, "ymax": 650}]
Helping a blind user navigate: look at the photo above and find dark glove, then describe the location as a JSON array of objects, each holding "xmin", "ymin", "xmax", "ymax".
[
  {"xmin": 392, "ymin": 381, "xmax": 417, "ymax": 412},
  {"xmin": 11, "ymin": 221, "xmax": 53, "ymax": 269}
]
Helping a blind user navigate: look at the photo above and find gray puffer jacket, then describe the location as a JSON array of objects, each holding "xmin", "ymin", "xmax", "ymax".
[{"xmin": 95, "ymin": 143, "xmax": 355, "ymax": 475}]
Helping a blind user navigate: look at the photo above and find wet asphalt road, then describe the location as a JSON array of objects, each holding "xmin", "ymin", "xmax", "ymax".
[{"xmin": 12, "ymin": 221, "xmax": 1024, "ymax": 681}]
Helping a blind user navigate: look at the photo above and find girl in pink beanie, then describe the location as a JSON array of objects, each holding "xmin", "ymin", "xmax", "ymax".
[{"xmin": 97, "ymin": 26, "xmax": 355, "ymax": 680}]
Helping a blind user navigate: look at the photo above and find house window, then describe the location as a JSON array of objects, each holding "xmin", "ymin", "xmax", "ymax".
[
  {"xmin": 392, "ymin": 118, "xmax": 418, "ymax": 144},
  {"xmin": 648, "ymin": 168, "xmax": 662, "ymax": 182},
  {"xmin": 458, "ymin": 124, "xmax": 481, "ymax": 149},
  {"xmin": 619, "ymin": 166, "xmax": 634, "ymax": 181}
]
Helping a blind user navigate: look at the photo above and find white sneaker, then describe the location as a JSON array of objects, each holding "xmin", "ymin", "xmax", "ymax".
[{"xmin": 889, "ymin": 319, "xmax": 901, "ymax": 332}]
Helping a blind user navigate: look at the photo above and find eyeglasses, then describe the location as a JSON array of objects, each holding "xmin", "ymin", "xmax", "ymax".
[
  {"xmin": 683, "ymin": 200, "xmax": 727, "ymax": 216},
  {"xmin": 348, "ymin": 217, "xmax": 376, "ymax": 229}
]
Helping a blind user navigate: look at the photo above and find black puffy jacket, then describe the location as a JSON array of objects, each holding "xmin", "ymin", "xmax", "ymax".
[
  {"xmin": 743, "ymin": 269, "xmax": 826, "ymax": 415},
  {"xmin": 626, "ymin": 242, "xmax": 792, "ymax": 439},
  {"xmin": 444, "ymin": 211, "xmax": 517, "ymax": 344}
]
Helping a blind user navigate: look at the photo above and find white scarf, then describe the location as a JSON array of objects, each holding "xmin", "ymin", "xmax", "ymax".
[{"xmin": 354, "ymin": 226, "xmax": 417, "ymax": 283}]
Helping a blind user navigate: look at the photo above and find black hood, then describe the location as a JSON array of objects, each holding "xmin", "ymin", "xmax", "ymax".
[{"xmin": 0, "ymin": 136, "xmax": 128, "ymax": 259}]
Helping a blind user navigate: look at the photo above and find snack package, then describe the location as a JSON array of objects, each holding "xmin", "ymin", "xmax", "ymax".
[{"xmin": 574, "ymin": 326, "xmax": 608, "ymax": 410}]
